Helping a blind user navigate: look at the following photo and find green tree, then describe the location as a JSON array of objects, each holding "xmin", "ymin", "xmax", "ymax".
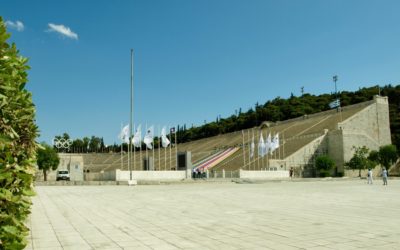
[
  {"xmin": 82, "ymin": 136, "xmax": 90, "ymax": 152},
  {"xmin": 71, "ymin": 138, "xmax": 84, "ymax": 153},
  {"xmin": 378, "ymin": 145, "xmax": 398, "ymax": 169},
  {"xmin": 345, "ymin": 146, "xmax": 375, "ymax": 177},
  {"xmin": 0, "ymin": 17, "xmax": 38, "ymax": 249},
  {"xmin": 315, "ymin": 155, "xmax": 335, "ymax": 177},
  {"xmin": 368, "ymin": 150, "xmax": 380, "ymax": 165},
  {"xmin": 89, "ymin": 136, "xmax": 101, "ymax": 152},
  {"xmin": 37, "ymin": 143, "xmax": 60, "ymax": 181}
]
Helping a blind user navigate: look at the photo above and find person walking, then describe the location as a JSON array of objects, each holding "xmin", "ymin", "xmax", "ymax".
[
  {"xmin": 367, "ymin": 169, "xmax": 373, "ymax": 184},
  {"xmin": 289, "ymin": 167, "xmax": 294, "ymax": 179},
  {"xmin": 382, "ymin": 167, "xmax": 388, "ymax": 186}
]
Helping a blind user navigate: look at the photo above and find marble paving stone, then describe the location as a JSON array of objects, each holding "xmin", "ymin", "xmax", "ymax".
[{"xmin": 28, "ymin": 180, "xmax": 400, "ymax": 249}]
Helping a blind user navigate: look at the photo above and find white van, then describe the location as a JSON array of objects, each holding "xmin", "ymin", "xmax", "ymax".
[{"xmin": 56, "ymin": 170, "xmax": 70, "ymax": 181}]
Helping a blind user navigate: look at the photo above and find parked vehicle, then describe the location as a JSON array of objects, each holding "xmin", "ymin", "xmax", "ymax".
[{"xmin": 56, "ymin": 170, "xmax": 70, "ymax": 181}]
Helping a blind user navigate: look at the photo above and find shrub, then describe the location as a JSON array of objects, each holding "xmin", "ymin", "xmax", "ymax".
[
  {"xmin": 315, "ymin": 155, "xmax": 335, "ymax": 177},
  {"xmin": 0, "ymin": 17, "xmax": 38, "ymax": 249}
]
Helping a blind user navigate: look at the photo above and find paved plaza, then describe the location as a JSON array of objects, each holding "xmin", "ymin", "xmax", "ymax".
[{"xmin": 27, "ymin": 179, "xmax": 400, "ymax": 250}]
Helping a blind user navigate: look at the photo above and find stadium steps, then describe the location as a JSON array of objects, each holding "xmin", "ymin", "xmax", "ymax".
[{"xmin": 82, "ymin": 101, "xmax": 372, "ymax": 173}]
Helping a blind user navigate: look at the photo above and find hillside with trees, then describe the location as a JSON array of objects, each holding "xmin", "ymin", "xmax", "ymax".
[{"xmin": 175, "ymin": 85, "xmax": 400, "ymax": 151}]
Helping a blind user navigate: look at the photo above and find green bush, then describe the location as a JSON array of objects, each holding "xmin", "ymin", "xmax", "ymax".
[
  {"xmin": 0, "ymin": 17, "xmax": 38, "ymax": 249},
  {"xmin": 315, "ymin": 155, "xmax": 335, "ymax": 177}
]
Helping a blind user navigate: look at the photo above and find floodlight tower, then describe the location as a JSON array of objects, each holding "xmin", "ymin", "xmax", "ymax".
[{"xmin": 333, "ymin": 75, "xmax": 338, "ymax": 100}]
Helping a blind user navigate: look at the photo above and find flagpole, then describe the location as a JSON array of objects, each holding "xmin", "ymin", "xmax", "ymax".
[
  {"xmin": 266, "ymin": 131, "xmax": 269, "ymax": 171},
  {"xmin": 282, "ymin": 132, "xmax": 285, "ymax": 160},
  {"xmin": 262, "ymin": 131, "xmax": 267, "ymax": 169},
  {"xmin": 274, "ymin": 132, "xmax": 277, "ymax": 160},
  {"xmin": 129, "ymin": 49, "xmax": 134, "ymax": 180},
  {"xmin": 164, "ymin": 128, "xmax": 167, "ymax": 170},
  {"xmin": 252, "ymin": 129, "xmax": 255, "ymax": 170},
  {"xmin": 247, "ymin": 129, "xmax": 250, "ymax": 170},
  {"xmin": 242, "ymin": 130, "xmax": 246, "ymax": 169},
  {"xmin": 169, "ymin": 126, "xmax": 172, "ymax": 170},
  {"xmin": 152, "ymin": 128, "xmax": 155, "ymax": 171},
  {"xmin": 158, "ymin": 125, "xmax": 161, "ymax": 171},
  {"xmin": 121, "ymin": 123, "xmax": 123, "ymax": 170},
  {"xmin": 175, "ymin": 126, "xmax": 177, "ymax": 171},
  {"xmin": 261, "ymin": 130, "xmax": 264, "ymax": 170},
  {"xmin": 257, "ymin": 129, "xmax": 260, "ymax": 171},
  {"xmin": 133, "ymin": 124, "xmax": 136, "ymax": 171},
  {"xmin": 169, "ymin": 127, "xmax": 172, "ymax": 170},
  {"xmin": 127, "ymin": 131, "xmax": 130, "ymax": 172},
  {"xmin": 278, "ymin": 133, "xmax": 281, "ymax": 160},
  {"xmin": 139, "ymin": 126, "xmax": 142, "ymax": 171},
  {"xmin": 145, "ymin": 123, "xmax": 148, "ymax": 169}
]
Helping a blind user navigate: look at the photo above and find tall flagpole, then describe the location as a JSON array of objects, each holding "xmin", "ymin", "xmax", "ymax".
[
  {"xmin": 164, "ymin": 130, "xmax": 167, "ymax": 170},
  {"xmin": 121, "ymin": 123, "xmax": 123, "ymax": 169},
  {"xmin": 152, "ymin": 127, "xmax": 155, "ymax": 171},
  {"xmin": 158, "ymin": 126, "xmax": 161, "ymax": 171},
  {"xmin": 252, "ymin": 129, "xmax": 255, "ymax": 171},
  {"xmin": 175, "ymin": 126, "xmax": 177, "ymax": 171},
  {"xmin": 169, "ymin": 126, "xmax": 172, "ymax": 170},
  {"xmin": 129, "ymin": 49, "xmax": 133, "ymax": 180},
  {"xmin": 257, "ymin": 129, "xmax": 260, "ymax": 171},
  {"xmin": 278, "ymin": 133, "xmax": 281, "ymax": 160},
  {"xmin": 145, "ymin": 123, "xmax": 148, "ymax": 169},
  {"xmin": 242, "ymin": 130, "xmax": 246, "ymax": 169},
  {"xmin": 282, "ymin": 132, "xmax": 285, "ymax": 159},
  {"xmin": 139, "ymin": 126, "xmax": 142, "ymax": 171},
  {"xmin": 247, "ymin": 129, "xmax": 250, "ymax": 170},
  {"xmin": 266, "ymin": 130, "xmax": 269, "ymax": 170},
  {"xmin": 133, "ymin": 124, "xmax": 136, "ymax": 171}
]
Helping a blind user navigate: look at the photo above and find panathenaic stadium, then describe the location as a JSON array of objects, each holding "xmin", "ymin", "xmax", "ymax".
[{"xmin": 43, "ymin": 95, "xmax": 392, "ymax": 182}]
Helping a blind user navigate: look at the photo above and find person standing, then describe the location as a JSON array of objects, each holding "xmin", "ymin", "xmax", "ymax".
[
  {"xmin": 367, "ymin": 169, "xmax": 373, "ymax": 184},
  {"xmin": 382, "ymin": 167, "xmax": 388, "ymax": 186}
]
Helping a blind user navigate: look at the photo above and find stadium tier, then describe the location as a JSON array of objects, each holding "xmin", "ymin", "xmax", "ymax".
[{"xmin": 80, "ymin": 98, "xmax": 388, "ymax": 175}]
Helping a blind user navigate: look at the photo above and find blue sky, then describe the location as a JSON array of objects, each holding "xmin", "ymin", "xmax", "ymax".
[{"xmin": 2, "ymin": 0, "xmax": 400, "ymax": 145}]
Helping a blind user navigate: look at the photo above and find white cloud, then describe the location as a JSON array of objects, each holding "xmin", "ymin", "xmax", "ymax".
[
  {"xmin": 47, "ymin": 23, "xmax": 78, "ymax": 40},
  {"xmin": 5, "ymin": 20, "xmax": 24, "ymax": 31}
]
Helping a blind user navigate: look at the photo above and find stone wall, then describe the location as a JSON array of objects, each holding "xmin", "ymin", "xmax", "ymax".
[
  {"xmin": 327, "ymin": 130, "xmax": 344, "ymax": 173},
  {"xmin": 345, "ymin": 166, "xmax": 384, "ymax": 178},
  {"xmin": 239, "ymin": 169, "xmax": 289, "ymax": 179},
  {"xmin": 280, "ymin": 96, "xmax": 392, "ymax": 177},
  {"xmin": 338, "ymin": 96, "xmax": 391, "ymax": 172},
  {"xmin": 280, "ymin": 133, "xmax": 328, "ymax": 177}
]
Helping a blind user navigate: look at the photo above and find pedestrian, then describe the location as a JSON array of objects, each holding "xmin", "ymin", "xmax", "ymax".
[
  {"xmin": 382, "ymin": 167, "xmax": 388, "ymax": 186},
  {"xmin": 289, "ymin": 167, "xmax": 294, "ymax": 179},
  {"xmin": 367, "ymin": 169, "xmax": 373, "ymax": 184},
  {"xmin": 192, "ymin": 169, "xmax": 196, "ymax": 179}
]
